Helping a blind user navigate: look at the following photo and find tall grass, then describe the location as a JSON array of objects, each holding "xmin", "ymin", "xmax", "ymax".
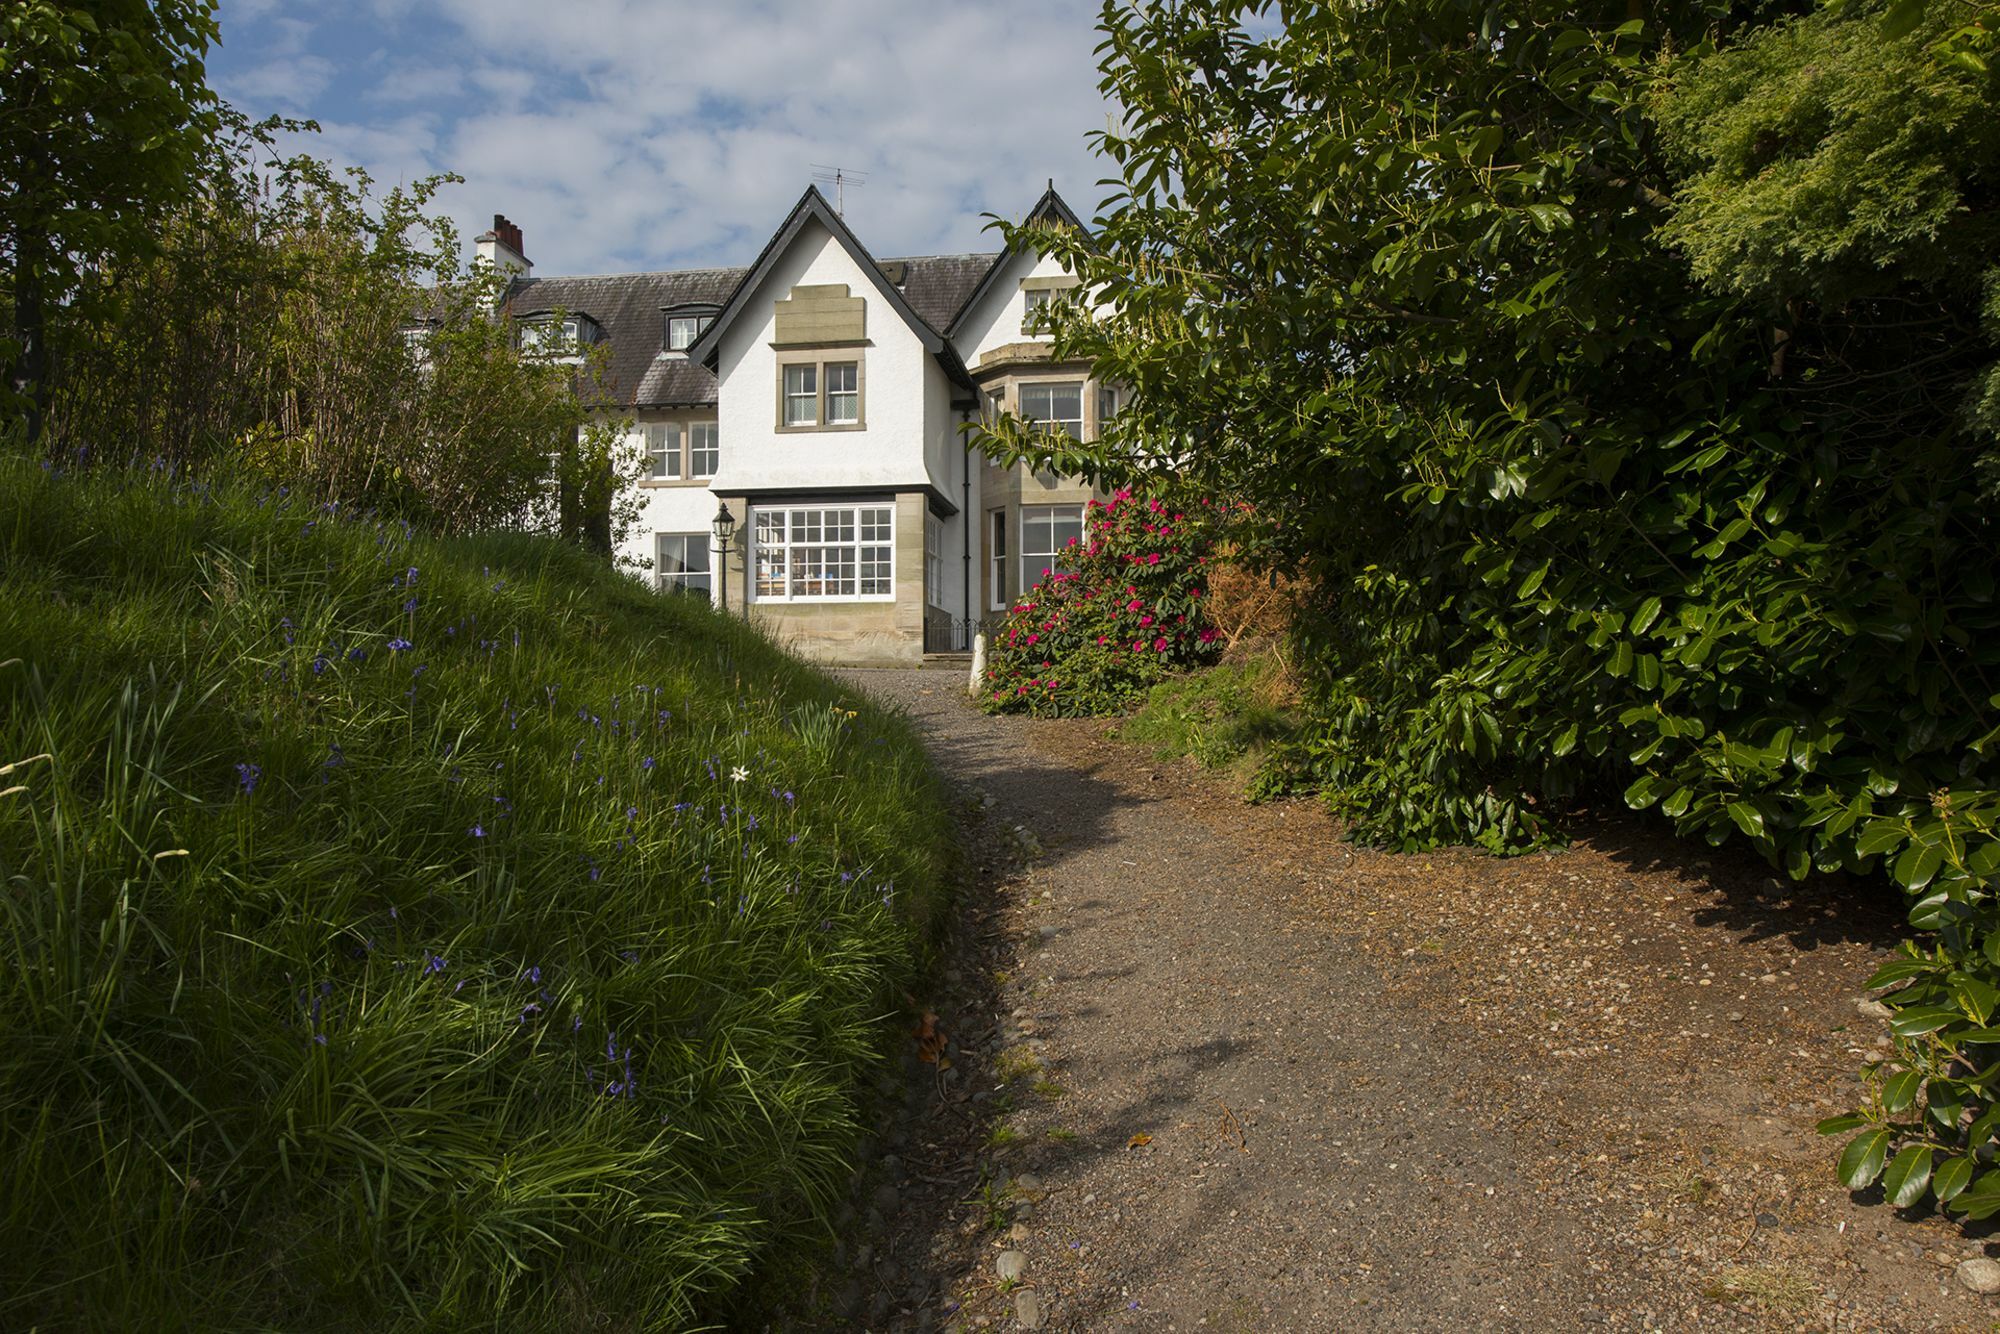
[{"xmin": 0, "ymin": 457, "xmax": 953, "ymax": 1328}]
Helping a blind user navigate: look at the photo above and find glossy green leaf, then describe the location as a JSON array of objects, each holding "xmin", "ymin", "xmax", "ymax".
[
  {"xmin": 1883, "ymin": 1145, "xmax": 1934, "ymax": 1207},
  {"xmin": 1839, "ymin": 1129, "xmax": 1891, "ymax": 1188}
]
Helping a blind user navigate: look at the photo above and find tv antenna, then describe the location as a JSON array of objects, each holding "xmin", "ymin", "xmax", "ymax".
[{"xmin": 810, "ymin": 164, "xmax": 868, "ymax": 217}]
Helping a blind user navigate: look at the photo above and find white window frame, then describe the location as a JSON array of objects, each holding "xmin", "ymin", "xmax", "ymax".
[
  {"xmin": 825, "ymin": 361, "xmax": 859, "ymax": 425},
  {"xmin": 667, "ymin": 313, "xmax": 714, "ymax": 352},
  {"xmin": 1020, "ymin": 503, "xmax": 1085, "ymax": 591},
  {"xmin": 655, "ymin": 533, "xmax": 712, "ymax": 597},
  {"xmin": 783, "ymin": 364, "xmax": 818, "ymax": 426},
  {"xmin": 1023, "ymin": 289, "xmax": 1054, "ymax": 334},
  {"xmin": 645, "ymin": 422, "xmax": 683, "ymax": 480},
  {"xmin": 925, "ymin": 514, "xmax": 945, "ymax": 610},
  {"xmin": 1097, "ymin": 383, "xmax": 1121, "ymax": 431},
  {"xmin": 749, "ymin": 503, "xmax": 896, "ymax": 604},
  {"xmin": 987, "ymin": 510, "xmax": 1008, "ymax": 611},
  {"xmin": 1019, "ymin": 381, "xmax": 1084, "ymax": 439},
  {"xmin": 688, "ymin": 421, "xmax": 718, "ymax": 479}
]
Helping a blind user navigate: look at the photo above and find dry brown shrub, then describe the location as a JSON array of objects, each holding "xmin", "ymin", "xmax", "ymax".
[{"xmin": 1202, "ymin": 545, "xmax": 1307, "ymax": 706}]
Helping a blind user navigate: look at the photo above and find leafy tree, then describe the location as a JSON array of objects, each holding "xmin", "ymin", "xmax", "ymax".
[
  {"xmin": 46, "ymin": 110, "xmax": 641, "ymax": 542},
  {"xmin": 1, "ymin": 0, "xmax": 220, "ymax": 441},
  {"xmin": 990, "ymin": 0, "xmax": 2000, "ymax": 1206}
]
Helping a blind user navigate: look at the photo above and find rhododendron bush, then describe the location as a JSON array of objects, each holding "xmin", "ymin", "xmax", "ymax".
[{"xmin": 980, "ymin": 489, "xmax": 1224, "ymax": 717}]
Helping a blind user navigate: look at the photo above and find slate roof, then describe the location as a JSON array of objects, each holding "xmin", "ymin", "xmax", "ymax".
[
  {"xmin": 505, "ymin": 267, "xmax": 744, "ymax": 409},
  {"xmin": 506, "ymin": 251, "xmax": 998, "ymax": 411}
]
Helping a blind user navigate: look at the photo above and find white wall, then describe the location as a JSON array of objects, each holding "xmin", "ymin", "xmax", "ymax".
[
  {"xmin": 611, "ymin": 418, "xmax": 723, "ymax": 607},
  {"xmin": 708, "ymin": 219, "xmax": 937, "ymax": 496},
  {"xmin": 953, "ymin": 248, "xmax": 1075, "ymax": 368}
]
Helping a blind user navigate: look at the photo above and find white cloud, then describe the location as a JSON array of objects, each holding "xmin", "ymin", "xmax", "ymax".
[
  {"xmin": 216, "ymin": 53, "xmax": 337, "ymax": 109},
  {"xmin": 211, "ymin": 0, "xmax": 1115, "ymax": 274}
]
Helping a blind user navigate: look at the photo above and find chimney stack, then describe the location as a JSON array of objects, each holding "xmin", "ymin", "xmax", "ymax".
[{"xmin": 475, "ymin": 213, "xmax": 532, "ymax": 279}]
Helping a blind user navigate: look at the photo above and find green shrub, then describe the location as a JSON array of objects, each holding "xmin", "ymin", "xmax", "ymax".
[
  {"xmin": 980, "ymin": 489, "xmax": 1222, "ymax": 716},
  {"xmin": 1115, "ymin": 658, "xmax": 1299, "ymax": 782},
  {"xmin": 0, "ymin": 457, "xmax": 952, "ymax": 1327}
]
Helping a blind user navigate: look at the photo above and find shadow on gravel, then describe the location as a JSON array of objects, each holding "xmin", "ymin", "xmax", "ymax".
[{"xmin": 1571, "ymin": 812, "xmax": 1908, "ymax": 955}]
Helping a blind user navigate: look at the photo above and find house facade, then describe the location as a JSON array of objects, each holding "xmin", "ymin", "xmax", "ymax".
[{"xmin": 478, "ymin": 185, "xmax": 1107, "ymax": 665}]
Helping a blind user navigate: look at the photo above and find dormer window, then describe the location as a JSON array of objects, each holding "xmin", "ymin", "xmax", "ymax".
[
  {"xmin": 517, "ymin": 313, "xmax": 600, "ymax": 358},
  {"xmin": 664, "ymin": 306, "xmax": 719, "ymax": 353}
]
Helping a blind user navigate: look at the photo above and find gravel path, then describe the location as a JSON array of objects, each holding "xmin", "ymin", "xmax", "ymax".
[{"xmin": 821, "ymin": 667, "xmax": 1984, "ymax": 1332}]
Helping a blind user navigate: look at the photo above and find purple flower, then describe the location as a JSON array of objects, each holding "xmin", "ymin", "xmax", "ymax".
[
  {"xmin": 402, "ymin": 596, "xmax": 419, "ymax": 614},
  {"xmin": 470, "ymin": 824, "xmax": 486, "ymax": 838},
  {"xmin": 640, "ymin": 756, "xmax": 656, "ymax": 771},
  {"xmin": 235, "ymin": 761, "xmax": 261, "ymax": 795},
  {"xmin": 387, "ymin": 638, "xmax": 412, "ymax": 652},
  {"xmin": 311, "ymin": 654, "xmax": 330, "ymax": 676},
  {"xmin": 423, "ymin": 952, "xmax": 447, "ymax": 976},
  {"xmin": 347, "ymin": 646, "xmax": 367, "ymax": 661}
]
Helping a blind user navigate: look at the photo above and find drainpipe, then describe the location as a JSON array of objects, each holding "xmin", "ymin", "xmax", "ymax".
[{"xmin": 960, "ymin": 411, "xmax": 973, "ymax": 643}]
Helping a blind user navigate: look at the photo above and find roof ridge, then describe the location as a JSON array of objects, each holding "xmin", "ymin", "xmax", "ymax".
[{"xmin": 521, "ymin": 265, "xmax": 750, "ymax": 283}]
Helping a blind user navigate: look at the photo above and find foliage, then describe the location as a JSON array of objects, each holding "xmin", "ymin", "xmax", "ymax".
[
  {"xmin": 1113, "ymin": 656, "xmax": 1300, "ymax": 782},
  {"xmin": 0, "ymin": 458, "xmax": 954, "ymax": 1327},
  {"xmin": 40, "ymin": 109, "xmax": 641, "ymax": 546},
  {"xmin": 1653, "ymin": 0, "xmax": 2000, "ymax": 486},
  {"xmin": 1, "ymin": 0, "xmax": 221, "ymax": 439},
  {"xmin": 979, "ymin": 488, "xmax": 1223, "ymax": 717},
  {"xmin": 992, "ymin": 0, "xmax": 2000, "ymax": 1206}
]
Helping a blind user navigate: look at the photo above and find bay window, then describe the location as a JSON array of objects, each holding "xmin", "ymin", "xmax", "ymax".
[
  {"xmin": 752, "ymin": 504, "xmax": 895, "ymax": 601},
  {"xmin": 1020, "ymin": 503, "xmax": 1084, "ymax": 589},
  {"xmin": 1020, "ymin": 381, "xmax": 1084, "ymax": 438}
]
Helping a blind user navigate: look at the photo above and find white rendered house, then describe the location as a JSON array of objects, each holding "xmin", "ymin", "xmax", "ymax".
[{"xmin": 480, "ymin": 185, "xmax": 1112, "ymax": 665}]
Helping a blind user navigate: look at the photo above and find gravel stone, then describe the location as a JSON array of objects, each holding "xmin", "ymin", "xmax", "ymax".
[
  {"xmin": 1959, "ymin": 1259, "xmax": 2000, "ymax": 1294},
  {"xmin": 996, "ymin": 1249, "xmax": 1027, "ymax": 1280},
  {"xmin": 1013, "ymin": 1288, "xmax": 1043, "ymax": 1328}
]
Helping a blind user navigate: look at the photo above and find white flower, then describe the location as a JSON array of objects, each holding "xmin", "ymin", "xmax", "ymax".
[{"xmin": 730, "ymin": 765, "xmax": 748, "ymax": 783}]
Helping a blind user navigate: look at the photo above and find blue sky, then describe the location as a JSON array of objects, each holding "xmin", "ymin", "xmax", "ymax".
[{"xmin": 207, "ymin": 1, "xmax": 1118, "ymax": 276}]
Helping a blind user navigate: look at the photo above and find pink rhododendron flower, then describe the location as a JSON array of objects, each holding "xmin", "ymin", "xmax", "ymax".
[
  {"xmin": 1146, "ymin": 553, "xmax": 1161, "ymax": 565},
  {"xmin": 1154, "ymin": 637, "xmax": 1168, "ymax": 652}
]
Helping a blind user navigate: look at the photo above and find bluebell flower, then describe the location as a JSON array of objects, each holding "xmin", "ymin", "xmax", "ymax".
[
  {"xmin": 348, "ymin": 646, "xmax": 367, "ymax": 661},
  {"xmin": 235, "ymin": 761, "xmax": 261, "ymax": 795},
  {"xmin": 641, "ymin": 756, "xmax": 656, "ymax": 771},
  {"xmin": 311, "ymin": 654, "xmax": 330, "ymax": 676},
  {"xmin": 387, "ymin": 637, "xmax": 412, "ymax": 652},
  {"xmin": 423, "ymin": 952, "xmax": 447, "ymax": 976},
  {"xmin": 470, "ymin": 824, "xmax": 486, "ymax": 838}
]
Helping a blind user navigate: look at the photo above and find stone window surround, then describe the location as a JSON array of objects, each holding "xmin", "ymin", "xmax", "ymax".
[
  {"xmin": 747, "ymin": 500, "xmax": 896, "ymax": 603},
  {"xmin": 1020, "ymin": 274, "xmax": 1082, "ymax": 335},
  {"xmin": 637, "ymin": 414, "xmax": 721, "ymax": 487},
  {"xmin": 774, "ymin": 347, "xmax": 869, "ymax": 433},
  {"xmin": 989, "ymin": 370, "xmax": 1112, "ymax": 443}
]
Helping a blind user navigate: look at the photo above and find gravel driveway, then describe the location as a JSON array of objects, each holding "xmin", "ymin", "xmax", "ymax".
[{"xmin": 818, "ymin": 666, "xmax": 1976, "ymax": 1333}]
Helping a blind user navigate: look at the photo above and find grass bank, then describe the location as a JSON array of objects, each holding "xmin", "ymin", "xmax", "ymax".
[{"xmin": 0, "ymin": 459, "xmax": 953, "ymax": 1328}]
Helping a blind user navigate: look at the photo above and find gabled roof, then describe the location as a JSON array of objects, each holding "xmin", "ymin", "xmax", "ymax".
[
  {"xmin": 943, "ymin": 184, "xmax": 1090, "ymax": 341},
  {"xmin": 686, "ymin": 185, "xmax": 982, "ymax": 386}
]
